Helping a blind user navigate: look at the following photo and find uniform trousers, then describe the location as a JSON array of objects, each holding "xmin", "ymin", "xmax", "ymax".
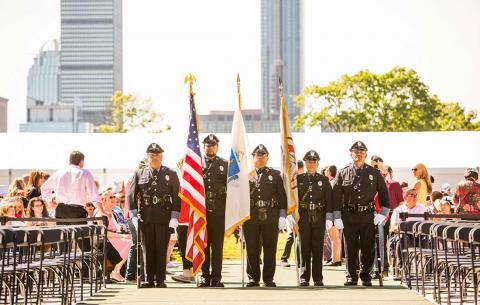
[
  {"xmin": 141, "ymin": 223, "xmax": 170, "ymax": 283},
  {"xmin": 299, "ymin": 217, "xmax": 325, "ymax": 283},
  {"xmin": 244, "ymin": 222, "xmax": 279, "ymax": 283},
  {"xmin": 342, "ymin": 212, "xmax": 375, "ymax": 282},
  {"xmin": 201, "ymin": 215, "xmax": 225, "ymax": 282}
]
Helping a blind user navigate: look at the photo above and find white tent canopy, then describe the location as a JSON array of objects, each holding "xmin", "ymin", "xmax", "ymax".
[{"xmin": 0, "ymin": 131, "xmax": 478, "ymax": 170}]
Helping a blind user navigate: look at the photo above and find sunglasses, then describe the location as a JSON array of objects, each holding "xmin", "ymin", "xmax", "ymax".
[
  {"xmin": 411, "ymin": 168, "xmax": 418, "ymax": 172},
  {"xmin": 33, "ymin": 204, "xmax": 44, "ymax": 208},
  {"xmin": 407, "ymin": 193, "xmax": 418, "ymax": 197}
]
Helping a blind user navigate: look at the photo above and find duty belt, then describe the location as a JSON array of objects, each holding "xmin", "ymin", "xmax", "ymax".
[
  {"xmin": 299, "ymin": 202, "xmax": 325, "ymax": 211},
  {"xmin": 252, "ymin": 199, "xmax": 278, "ymax": 208},
  {"xmin": 343, "ymin": 202, "xmax": 374, "ymax": 213},
  {"xmin": 205, "ymin": 187, "xmax": 227, "ymax": 200},
  {"xmin": 143, "ymin": 194, "xmax": 172, "ymax": 207}
]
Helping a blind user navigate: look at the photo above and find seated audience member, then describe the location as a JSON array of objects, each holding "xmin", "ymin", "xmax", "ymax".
[
  {"xmin": 453, "ymin": 168, "xmax": 480, "ymax": 214},
  {"xmin": 0, "ymin": 199, "xmax": 25, "ymax": 226},
  {"xmin": 26, "ymin": 170, "xmax": 47, "ymax": 201},
  {"xmin": 13, "ymin": 197, "xmax": 26, "ymax": 218},
  {"xmin": 85, "ymin": 202, "xmax": 96, "ymax": 217},
  {"xmin": 96, "ymin": 189, "xmax": 131, "ymax": 282},
  {"xmin": 26, "ymin": 197, "xmax": 52, "ymax": 226},
  {"xmin": 389, "ymin": 188, "xmax": 426, "ymax": 278}
]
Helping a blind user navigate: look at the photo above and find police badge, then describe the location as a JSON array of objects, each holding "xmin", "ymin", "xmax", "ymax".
[
  {"xmin": 219, "ymin": 165, "xmax": 224, "ymax": 172},
  {"xmin": 165, "ymin": 175, "xmax": 170, "ymax": 181}
]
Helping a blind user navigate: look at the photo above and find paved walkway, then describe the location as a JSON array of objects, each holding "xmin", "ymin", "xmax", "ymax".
[{"xmin": 80, "ymin": 262, "xmax": 432, "ymax": 305}]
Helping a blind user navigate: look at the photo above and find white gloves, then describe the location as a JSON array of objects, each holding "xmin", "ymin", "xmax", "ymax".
[
  {"xmin": 278, "ymin": 217, "xmax": 287, "ymax": 230},
  {"xmin": 334, "ymin": 219, "xmax": 344, "ymax": 230},
  {"xmin": 168, "ymin": 218, "xmax": 179, "ymax": 229},
  {"xmin": 326, "ymin": 220, "xmax": 333, "ymax": 230},
  {"xmin": 374, "ymin": 213, "xmax": 387, "ymax": 225},
  {"xmin": 286, "ymin": 215, "xmax": 296, "ymax": 229}
]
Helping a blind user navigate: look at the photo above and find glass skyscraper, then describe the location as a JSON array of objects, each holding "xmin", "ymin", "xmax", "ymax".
[
  {"xmin": 261, "ymin": 0, "xmax": 303, "ymax": 122},
  {"xmin": 60, "ymin": 0, "xmax": 123, "ymax": 125}
]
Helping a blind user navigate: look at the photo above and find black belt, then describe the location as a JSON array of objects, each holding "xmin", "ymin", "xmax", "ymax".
[
  {"xmin": 206, "ymin": 188, "xmax": 226, "ymax": 200},
  {"xmin": 343, "ymin": 202, "xmax": 374, "ymax": 213},
  {"xmin": 252, "ymin": 199, "xmax": 278, "ymax": 208},
  {"xmin": 58, "ymin": 203, "xmax": 85, "ymax": 209}
]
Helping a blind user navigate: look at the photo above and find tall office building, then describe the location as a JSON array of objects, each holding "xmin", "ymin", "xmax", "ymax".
[
  {"xmin": 0, "ymin": 97, "xmax": 7, "ymax": 132},
  {"xmin": 27, "ymin": 40, "xmax": 60, "ymax": 106},
  {"xmin": 60, "ymin": 0, "xmax": 123, "ymax": 125},
  {"xmin": 261, "ymin": 0, "xmax": 303, "ymax": 122}
]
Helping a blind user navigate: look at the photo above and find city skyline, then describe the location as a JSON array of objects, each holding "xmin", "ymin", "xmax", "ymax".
[{"xmin": 1, "ymin": 0, "xmax": 479, "ymax": 134}]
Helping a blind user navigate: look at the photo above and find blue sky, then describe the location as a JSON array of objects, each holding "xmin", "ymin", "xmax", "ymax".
[{"xmin": 0, "ymin": 0, "xmax": 479, "ymax": 133}]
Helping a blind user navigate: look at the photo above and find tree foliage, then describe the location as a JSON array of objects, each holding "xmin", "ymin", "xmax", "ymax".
[
  {"xmin": 98, "ymin": 91, "xmax": 171, "ymax": 133},
  {"xmin": 294, "ymin": 67, "xmax": 480, "ymax": 132}
]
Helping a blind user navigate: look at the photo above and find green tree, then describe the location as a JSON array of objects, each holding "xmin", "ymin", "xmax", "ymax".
[
  {"xmin": 98, "ymin": 91, "xmax": 171, "ymax": 133},
  {"xmin": 294, "ymin": 67, "xmax": 480, "ymax": 131}
]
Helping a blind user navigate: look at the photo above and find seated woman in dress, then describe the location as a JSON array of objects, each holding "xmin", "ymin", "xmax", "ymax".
[{"xmin": 95, "ymin": 188, "xmax": 132, "ymax": 282}]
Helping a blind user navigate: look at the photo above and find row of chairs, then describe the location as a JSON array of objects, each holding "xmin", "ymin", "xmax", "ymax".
[
  {"xmin": 397, "ymin": 213, "xmax": 480, "ymax": 305},
  {"xmin": 0, "ymin": 217, "xmax": 108, "ymax": 305}
]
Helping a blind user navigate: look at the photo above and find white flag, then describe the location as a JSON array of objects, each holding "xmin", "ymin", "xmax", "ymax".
[
  {"xmin": 280, "ymin": 94, "xmax": 299, "ymax": 223},
  {"xmin": 225, "ymin": 106, "xmax": 251, "ymax": 236}
]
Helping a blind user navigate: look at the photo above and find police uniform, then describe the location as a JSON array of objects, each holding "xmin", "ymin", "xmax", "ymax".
[
  {"xmin": 297, "ymin": 150, "xmax": 332, "ymax": 286},
  {"xmin": 199, "ymin": 134, "xmax": 228, "ymax": 287},
  {"xmin": 128, "ymin": 143, "xmax": 180, "ymax": 288},
  {"xmin": 332, "ymin": 141, "xmax": 390, "ymax": 286},
  {"xmin": 244, "ymin": 144, "xmax": 287, "ymax": 287}
]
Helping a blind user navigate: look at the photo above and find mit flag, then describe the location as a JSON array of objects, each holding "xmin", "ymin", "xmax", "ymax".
[{"xmin": 224, "ymin": 103, "xmax": 251, "ymax": 237}]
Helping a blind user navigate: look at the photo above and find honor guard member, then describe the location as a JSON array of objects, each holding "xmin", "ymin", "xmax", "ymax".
[
  {"xmin": 244, "ymin": 144, "xmax": 288, "ymax": 287},
  {"xmin": 198, "ymin": 134, "xmax": 228, "ymax": 287},
  {"xmin": 297, "ymin": 150, "xmax": 332, "ymax": 286},
  {"xmin": 128, "ymin": 143, "xmax": 180, "ymax": 288},
  {"xmin": 332, "ymin": 141, "xmax": 390, "ymax": 286}
]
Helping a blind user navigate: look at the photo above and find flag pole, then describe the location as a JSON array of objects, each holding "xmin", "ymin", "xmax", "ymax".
[
  {"xmin": 236, "ymin": 73, "xmax": 246, "ymax": 288},
  {"xmin": 279, "ymin": 77, "xmax": 301, "ymax": 287},
  {"xmin": 183, "ymin": 73, "xmax": 201, "ymax": 287}
]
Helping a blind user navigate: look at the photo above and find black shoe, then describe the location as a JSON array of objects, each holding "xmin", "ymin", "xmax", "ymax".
[
  {"xmin": 325, "ymin": 261, "xmax": 342, "ymax": 267},
  {"xmin": 300, "ymin": 281, "xmax": 309, "ymax": 287},
  {"xmin": 314, "ymin": 282, "xmax": 324, "ymax": 287},
  {"xmin": 372, "ymin": 272, "xmax": 381, "ymax": 280},
  {"xmin": 197, "ymin": 278, "xmax": 210, "ymax": 287},
  {"xmin": 344, "ymin": 279, "xmax": 358, "ymax": 286},
  {"xmin": 264, "ymin": 281, "xmax": 276, "ymax": 287},
  {"xmin": 361, "ymin": 279, "xmax": 372, "ymax": 287},
  {"xmin": 141, "ymin": 282, "xmax": 155, "ymax": 288},
  {"xmin": 211, "ymin": 281, "xmax": 224, "ymax": 287},
  {"xmin": 156, "ymin": 281, "xmax": 167, "ymax": 288},
  {"xmin": 246, "ymin": 281, "xmax": 260, "ymax": 287}
]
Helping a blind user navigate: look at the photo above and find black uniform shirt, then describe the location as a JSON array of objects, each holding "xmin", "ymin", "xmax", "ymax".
[
  {"xmin": 332, "ymin": 163, "xmax": 390, "ymax": 216},
  {"xmin": 297, "ymin": 173, "xmax": 333, "ymax": 224},
  {"xmin": 248, "ymin": 167, "xmax": 287, "ymax": 224},
  {"xmin": 203, "ymin": 156, "xmax": 228, "ymax": 217},
  {"xmin": 128, "ymin": 165, "xmax": 180, "ymax": 224}
]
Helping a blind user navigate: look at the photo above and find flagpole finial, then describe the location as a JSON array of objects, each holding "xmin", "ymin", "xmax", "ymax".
[
  {"xmin": 236, "ymin": 73, "xmax": 242, "ymax": 109},
  {"xmin": 278, "ymin": 77, "xmax": 284, "ymax": 97},
  {"xmin": 184, "ymin": 73, "xmax": 196, "ymax": 93}
]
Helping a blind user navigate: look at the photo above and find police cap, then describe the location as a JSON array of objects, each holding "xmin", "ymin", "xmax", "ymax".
[
  {"xmin": 350, "ymin": 141, "xmax": 368, "ymax": 152},
  {"xmin": 303, "ymin": 150, "xmax": 320, "ymax": 161},
  {"xmin": 252, "ymin": 144, "xmax": 269, "ymax": 155},
  {"xmin": 146, "ymin": 143, "xmax": 164, "ymax": 154},
  {"xmin": 202, "ymin": 134, "xmax": 220, "ymax": 146}
]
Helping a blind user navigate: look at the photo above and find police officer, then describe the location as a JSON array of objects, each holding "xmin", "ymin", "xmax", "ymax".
[
  {"xmin": 297, "ymin": 150, "xmax": 332, "ymax": 286},
  {"xmin": 244, "ymin": 144, "xmax": 288, "ymax": 287},
  {"xmin": 198, "ymin": 134, "xmax": 228, "ymax": 287},
  {"xmin": 128, "ymin": 143, "xmax": 180, "ymax": 288},
  {"xmin": 332, "ymin": 141, "xmax": 390, "ymax": 286}
]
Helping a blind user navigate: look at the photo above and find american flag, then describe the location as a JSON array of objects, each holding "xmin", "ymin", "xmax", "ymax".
[{"xmin": 178, "ymin": 91, "xmax": 207, "ymax": 274}]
